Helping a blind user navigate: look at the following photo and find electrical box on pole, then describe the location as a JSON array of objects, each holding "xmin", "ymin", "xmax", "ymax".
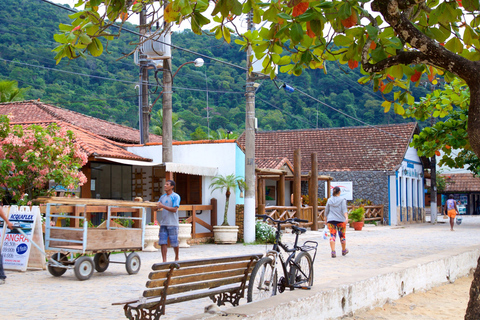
[{"xmin": 142, "ymin": 32, "xmax": 172, "ymax": 60}]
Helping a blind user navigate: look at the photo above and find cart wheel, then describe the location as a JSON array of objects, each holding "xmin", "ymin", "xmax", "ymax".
[
  {"xmin": 74, "ymin": 256, "xmax": 94, "ymax": 281},
  {"xmin": 125, "ymin": 252, "xmax": 141, "ymax": 275},
  {"xmin": 47, "ymin": 253, "xmax": 68, "ymax": 277},
  {"xmin": 94, "ymin": 253, "xmax": 110, "ymax": 272}
]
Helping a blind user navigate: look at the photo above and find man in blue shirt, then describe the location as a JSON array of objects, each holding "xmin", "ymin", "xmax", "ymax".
[{"xmin": 157, "ymin": 180, "xmax": 181, "ymax": 262}]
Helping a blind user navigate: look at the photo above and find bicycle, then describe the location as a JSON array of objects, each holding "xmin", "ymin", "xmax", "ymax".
[{"xmin": 247, "ymin": 214, "xmax": 318, "ymax": 303}]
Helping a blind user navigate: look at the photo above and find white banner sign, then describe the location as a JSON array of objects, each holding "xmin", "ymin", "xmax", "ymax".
[
  {"xmin": 2, "ymin": 206, "xmax": 43, "ymax": 271},
  {"xmin": 326, "ymin": 181, "xmax": 353, "ymax": 200}
]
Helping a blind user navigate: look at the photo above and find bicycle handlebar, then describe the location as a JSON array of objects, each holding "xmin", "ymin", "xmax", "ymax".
[{"xmin": 256, "ymin": 214, "xmax": 308, "ymax": 224}]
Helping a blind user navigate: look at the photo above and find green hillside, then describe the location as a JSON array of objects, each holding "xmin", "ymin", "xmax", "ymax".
[{"xmin": 0, "ymin": 0, "xmax": 427, "ymax": 140}]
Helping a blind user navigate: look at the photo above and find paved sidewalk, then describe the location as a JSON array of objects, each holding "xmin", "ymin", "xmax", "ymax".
[{"xmin": 3, "ymin": 216, "xmax": 480, "ymax": 319}]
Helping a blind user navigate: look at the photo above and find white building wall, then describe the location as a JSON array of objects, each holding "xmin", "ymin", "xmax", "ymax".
[
  {"xmin": 127, "ymin": 142, "xmax": 243, "ymax": 227},
  {"xmin": 388, "ymin": 146, "xmax": 425, "ymax": 226}
]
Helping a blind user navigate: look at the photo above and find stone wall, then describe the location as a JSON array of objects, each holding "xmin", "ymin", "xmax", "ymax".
[
  {"xmin": 301, "ymin": 171, "xmax": 391, "ymax": 223},
  {"xmin": 236, "ymin": 204, "xmax": 245, "ymax": 242}
]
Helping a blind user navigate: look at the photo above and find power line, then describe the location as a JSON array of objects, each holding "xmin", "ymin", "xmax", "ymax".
[{"xmin": 38, "ymin": 0, "xmax": 248, "ymax": 72}]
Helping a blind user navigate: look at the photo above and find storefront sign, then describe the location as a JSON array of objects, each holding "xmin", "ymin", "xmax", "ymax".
[
  {"xmin": 326, "ymin": 181, "xmax": 353, "ymax": 200},
  {"xmin": 1, "ymin": 206, "xmax": 45, "ymax": 271}
]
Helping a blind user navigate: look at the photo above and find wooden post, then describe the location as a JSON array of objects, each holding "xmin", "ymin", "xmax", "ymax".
[
  {"xmin": 278, "ymin": 174, "xmax": 285, "ymax": 206},
  {"xmin": 326, "ymin": 180, "xmax": 331, "ymax": 198},
  {"xmin": 73, "ymin": 206, "xmax": 82, "ymax": 228},
  {"xmin": 310, "ymin": 153, "xmax": 318, "ymax": 230},
  {"xmin": 211, "ymin": 198, "xmax": 217, "ymax": 226},
  {"xmin": 294, "ymin": 149, "xmax": 302, "ymax": 218},
  {"xmin": 191, "ymin": 205, "xmax": 197, "ymax": 238}
]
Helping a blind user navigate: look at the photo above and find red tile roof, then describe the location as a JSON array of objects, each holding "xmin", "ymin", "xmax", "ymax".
[
  {"xmin": 0, "ymin": 100, "xmax": 162, "ymax": 144},
  {"xmin": 12, "ymin": 120, "xmax": 151, "ymax": 161},
  {"xmin": 255, "ymin": 157, "xmax": 294, "ymax": 171},
  {"xmin": 238, "ymin": 123, "xmax": 419, "ymax": 172},
  {"xmin": 441, "ymin": 173, "xmax": 480, "ymax": 192}
]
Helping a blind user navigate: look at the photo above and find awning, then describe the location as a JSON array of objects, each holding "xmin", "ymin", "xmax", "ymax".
[
  {"xmin": 95, "ymin": 157, "xmax": 218, "ymax": 176},
  {"xmin": 95, "ymin": 156, "xmax": 161, "ymax": 167},
  {"xmin": 164, "ymin": 162, "xmax": 218, "ymax": 177}
]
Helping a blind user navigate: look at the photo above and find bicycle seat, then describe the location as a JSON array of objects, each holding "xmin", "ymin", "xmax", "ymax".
[{"xmin": 292, "ymin": 225, "xmax": 306, "ymax": 234}]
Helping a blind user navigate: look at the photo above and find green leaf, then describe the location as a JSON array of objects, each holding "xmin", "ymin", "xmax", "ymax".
[
  {"xmin": 223, "ymin": 27, "xmax": 231, "ymax": 43},
  {"xmin": 53, "ymin": 34, "xmax": 68, "ymax": 44},
  {"xmin": 290, "ymin": 23, "xmax": 304, "ymax": 43},
  {"xmin": 429, "ymin": 27, "xmax": 450, "ymax": 43},
  {"xmin": 79, "ymin": 33, "xmax": 92, "ymax": 45},
  {"xmin": 333, "ymin": 35, "xmax": 352, "ymax": 46},
  {"xmin": 59, "ymin": 24, "xmax": 74, "ymax": 32},
  {"xmin": 277, "ymin": 13, "xmax": 292, "ymax": 20},
  {"xmin": 382, "ymin": 82, "xmax": 394, "ymax": 94},
  {"xmin": 278, "ymin": 55, "xmax": 291, "ymax": 65},
  {"xmin": 445, "ymin": 37, "xmax": 463, "ymax": 53},
  {"xmin": 463, "ymin": 0, "xmax": 480, "ymax": 12},
  {"xmin": 87, "ymin": 38, "xmax": 103, "ymax": 57},
  {"xmin": 382, "ymin": 101, "xmax": 392, "ymax": 112}
]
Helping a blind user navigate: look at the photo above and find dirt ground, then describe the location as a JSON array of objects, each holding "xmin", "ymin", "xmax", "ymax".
[{"xmin": 344, "ymin": 274, "xmax": 473, "ymax": 320}]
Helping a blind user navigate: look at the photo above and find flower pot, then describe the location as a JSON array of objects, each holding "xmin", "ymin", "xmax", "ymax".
[
  {"xmin": 352, "ymin": 221, "xmax": 364, "ymax": 231},
  {"xmin": 144, "ymin": 224, "xmax": 160, "ymax": 251},
  {"xmin": 213, "ymin": 225, "xmax": 239, "ymax": 244},
  {"xmin": 178, "ymin": 223, "xmax": 192, "ymax": 248}
]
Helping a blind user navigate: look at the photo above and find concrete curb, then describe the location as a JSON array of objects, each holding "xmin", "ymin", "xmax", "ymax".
[{"xmin": 183, "ymin": 246, "xmax": 480, "ymax": 320}]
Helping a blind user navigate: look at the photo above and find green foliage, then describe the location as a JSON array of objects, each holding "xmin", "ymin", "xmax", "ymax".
[
  {"xmin": 0, "ymin": 80, "xmax": 28, "ymax": 102},
  {"xmin": 348, "ymin": 207, "xmax": 365, "ymax": 222},
  {"xmin": 255, "ymin": 220, "xmax": 276, "ymax": 244}
]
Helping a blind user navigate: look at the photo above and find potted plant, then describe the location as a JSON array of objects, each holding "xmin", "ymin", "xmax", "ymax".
[
  {"xmin": 178, "ymin": 218, "xmax": 192, "ymax": 248},
  {"xmin": 348, "ymin": 207, "xmax": 365, "ymax": 231},
  {"xmin": 209, "ymin": 174, "xmax": 247, "ymax": 244}
]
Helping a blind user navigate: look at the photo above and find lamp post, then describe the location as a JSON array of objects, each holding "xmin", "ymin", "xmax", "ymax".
[{"xmin": 162, "ymin": 58, "xmax": 204, "ymax": 165}]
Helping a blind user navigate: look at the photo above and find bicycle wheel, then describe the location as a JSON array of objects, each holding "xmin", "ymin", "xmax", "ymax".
[
  {"xmin": 247, "ymin": 257, "xmax": 277, "ymax": 303},
  {"xmin": 289, "ymin": 251, "xmax": 313, "ymax": 288}
]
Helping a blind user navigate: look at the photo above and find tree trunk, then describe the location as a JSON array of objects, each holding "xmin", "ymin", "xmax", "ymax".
[
  {"xmin": 465, "ymin": 256, "xmax": 480, "ymax": 319},
  {"xmin": 223, "ymin": 190, "xmax": 231, "ymax": 226}
]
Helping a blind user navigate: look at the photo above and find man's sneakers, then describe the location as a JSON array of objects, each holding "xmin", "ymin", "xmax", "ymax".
[{"xmin": 342, "ymin": 249, "xmax": 349, "ymax": 256}]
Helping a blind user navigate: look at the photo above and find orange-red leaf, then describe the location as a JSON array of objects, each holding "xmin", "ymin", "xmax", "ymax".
[
  {"xmin": 387, "ymin": 74, "xmax": 394, "ymax": 80},
  {"xmin": 411, "ymin": 70, "xmax": 422, "ymax": 82},
  {"xmin": 445, "ymin": 145, "xmax": 451, "ymax": 149},
  {"xmin": 120, "ymin": 12, "xmax": 128, "ymax": 22},
  {"xmin": 428, "ymin": 66, "xmax": 434, "ymax": 82},
  {"xmin": 341, "ymin": 11, "xmax": 358, "ymax": 29},
  {"xmin": 293, "ymin": 2, "xmax": 309, "ymax": 17},
  {"xmin": 370, "ymin": 41, "xmax": 376, "ymax": 50},
  {"xmin": 306, "ymin": 21, "xmax": 315, "ymax": 39},
  {"xmin": 348, "ymin": 60, "xmax": 359, "ymax": 70},
  {"xmin": 435, "ymin": 150, "xmax": 441, "ymax": 156},
  {"xmin": 379, "ymin": 81, "xmax": 386, "ymax": 92}
]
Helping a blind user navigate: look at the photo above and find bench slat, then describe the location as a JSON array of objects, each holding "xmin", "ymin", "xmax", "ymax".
[
  {"xmin": 147, "ymin": 267, "xmax": 251, "ymax": 288},
  {"xmin": 144, "ymin": 275, "xmax": 246, "ymax": 297},
  {"xmin": 150, "ymin": 253, "xmax": 263, "ymax": 271},
  {"xmin": 125, "ymin": 283, "xmax": 241, "ymax": 309},
  {"xmin": 149, "ymin": 261, "xmax": 253, "ymax": 280}
]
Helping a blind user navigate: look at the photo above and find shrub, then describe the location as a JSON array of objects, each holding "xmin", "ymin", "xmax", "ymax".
[
  {"xmin": 348, "ymin": 207, "xmax": 365, "ymax": 222},
  {"xmin": 255, "ymin": 220, "xmax": 276, "ymax": 243}
]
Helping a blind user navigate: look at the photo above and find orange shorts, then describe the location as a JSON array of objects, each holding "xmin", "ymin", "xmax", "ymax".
[{"xmin": 447, "ymin": 209, "xmax": 457, "ymax": 218}]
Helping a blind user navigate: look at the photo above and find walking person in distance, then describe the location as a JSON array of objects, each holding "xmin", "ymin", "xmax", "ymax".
[{"xmin": 324, "ymin": 186, "xmax": 349, "ymax": 258}]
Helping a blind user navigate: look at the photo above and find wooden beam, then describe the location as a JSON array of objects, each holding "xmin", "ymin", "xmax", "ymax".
[
  {"xmin": 294, "ymin": 149, "xmax": 302, "ymax": 214},
  {"xmin": 278, "ymin": 174, "xmax": 285, "ymax": 206},
  {"xmin": 310, "ymin": 153, "xmax": 318, "ymax": 231}
]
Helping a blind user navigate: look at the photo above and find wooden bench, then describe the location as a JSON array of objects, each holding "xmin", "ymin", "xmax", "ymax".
[{"xmin": 113, "ymin": 253, "xmax": 263, "ymax": 319}]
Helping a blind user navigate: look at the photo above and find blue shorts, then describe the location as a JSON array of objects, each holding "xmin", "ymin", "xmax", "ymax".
[{"xmin": 158, "ymin": 226, "xmax": 179, "ymax": 247}]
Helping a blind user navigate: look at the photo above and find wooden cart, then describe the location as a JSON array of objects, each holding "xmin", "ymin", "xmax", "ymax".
[{"xmin": 37, "ymin": 197, "xmax": 157, "ymax": 281}]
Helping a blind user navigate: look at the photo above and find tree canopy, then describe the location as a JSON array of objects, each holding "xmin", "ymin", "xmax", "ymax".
[{"xmin": 54, "ymin": 0, "xmax": 480, "ymax": 158}]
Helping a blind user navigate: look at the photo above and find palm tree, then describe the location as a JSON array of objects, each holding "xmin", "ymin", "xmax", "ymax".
[
  {"xmin": 151, "ymin": 109, "xmax": 187, "ymax": 141},
  {"xmin": 0, "ymin": 80, "xmax": 28, "ymax": 102},
  {"xmin": 209, "ymin": 174, "xmax": 247, "ymax": 226}
]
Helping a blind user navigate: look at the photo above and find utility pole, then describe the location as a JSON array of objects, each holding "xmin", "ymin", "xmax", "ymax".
[
  {"xmin": 243, "ymin": 11, "xmax": 256, "ymax": 243},
  {"xmin": 162, "ymin": 2, "xmax": 173, "ymax": 166},
  {"xmin": 139, "ymin": 8, "xmax": 150, "ymax": 144},
  {"xmin": 429, "ymin": 82, "xmax": 437, "ymax": 224}
]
